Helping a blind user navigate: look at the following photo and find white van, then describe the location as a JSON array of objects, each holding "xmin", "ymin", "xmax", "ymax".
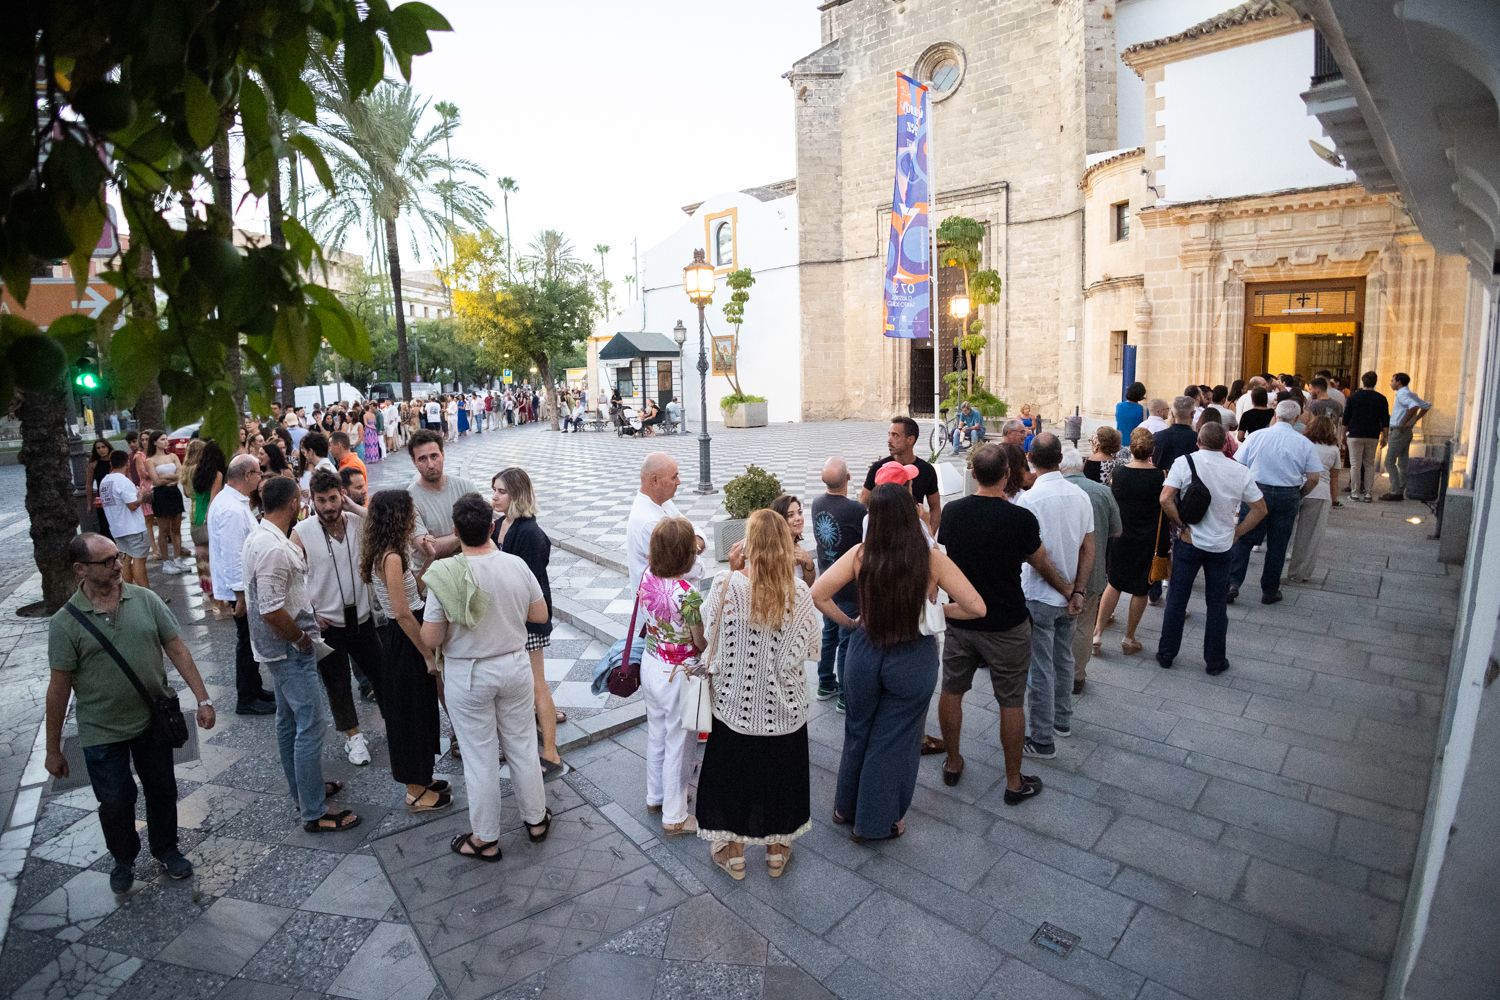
[{"xmin": 294, "ymin": 383, "xmax": 365, "ymax": 410}]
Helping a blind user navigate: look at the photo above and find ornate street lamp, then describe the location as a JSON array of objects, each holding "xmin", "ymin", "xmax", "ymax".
[
  {"xmin": 682, "ymin": 249, "xmax": 716, "ymax": 493},
  {"xmin": 949, "ymin": 294, "xmax": 971, "ymax": 320},
  {"xmin": 672, "ymin": 320, "xmax": 689, "ymax": 433}
]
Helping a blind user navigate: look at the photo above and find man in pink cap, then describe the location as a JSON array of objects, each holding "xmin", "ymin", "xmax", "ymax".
[{"xmin": 860, "ymin": 416, "xmax": 941, "ymax": 533}]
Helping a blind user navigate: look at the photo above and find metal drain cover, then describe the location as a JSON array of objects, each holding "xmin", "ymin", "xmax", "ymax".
[{"xmin": 1031, "ymin": 922, "xmax": 1081, "ymax": 958}]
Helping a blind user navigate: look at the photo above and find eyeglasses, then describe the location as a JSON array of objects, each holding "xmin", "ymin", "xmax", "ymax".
[{"xmin": 79, "ymin": 554, "xmax": 123, "ymax": 567}]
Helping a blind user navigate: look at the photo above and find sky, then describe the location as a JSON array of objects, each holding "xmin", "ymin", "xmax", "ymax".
[{"xmin": 399, "ymin": 0, "xmax": 823, "ymax": 283}]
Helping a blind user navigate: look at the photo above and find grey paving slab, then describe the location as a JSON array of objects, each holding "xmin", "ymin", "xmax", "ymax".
[
  {"xmin": 1089, "ymin": 782, "xmax": 1225, "ymax": 841},
  {"xmin": 651, "ymin": 958, "xmax": 764, "ymax": 1000},
  {"xmin": 0, "ymin": 927, "xmax": 68, "ymax": 996},
  {"xmin": 112, "ymin": 960, "xmax": 230, "ymax": 1000},
  {"xmin": 1195, "ymin": 777, "xmax": 1338, "ymax": 851},
  {"xmin": 973, "ymin": 956, "xmax": 1114, "ymax": 1000},
  {"xmin": 855, "ymin": 853, "xmax": 998, "ymax": 929},
  {"xmin": 1080, "ymin": 745, "xmax": 1208, "ymax": 809},
  {"xmin": 1218, "ymin": 824, "xmax": 1371, "ymax": 892},
  {"xmin": 1236, "ymin": 859, "xmax": 1401, "ymax": 957},
  {"xmin": 1108, "ymin": 866, "xmax": 1269, "ymax": 948},
  {"xmin": 1144, "ymin": 672, "xmax": 1252, "ymax": 715},
  {"xmin": 1333, "ymin": 813, "xmax": 1419, "ymax": 876},
  {"xmin": 1180, "ymin": 751, "xmax": 1312, "ymax": 800},
  {"xmin": 156, "ymin": 897, "xmax": 293, "ymax": 976},
  {"xmin": 238, "ymin": 909, "xmax": 378, "ymax": 992},
  {"xmin": 662, "ymin": 893, "xmax": 767, "ymax": 966},
  {"xmin": 761, "ymin": 964, "xmax": 837, "ymax": 1000},
  {"xmin": 11, "ymin": 941, "xmax": 142, "ymax": 1000},
  {"xmin": 326, "ymin": 920, "xmax": 437, "ymax": 1000},
  {"xmin": 972, "ymin": 852, "xmax": 1138, "ymax": 956},
  {"xmin": 225, "ymin": 844, "xmax": 345, "ymax": 909},
  {"xmin": 865, "ymin": 807, "xmax": 1002, "ymax": 891},
  {"xmin": 15, "ymin": 869, "xmax": 123, "ymax": 942},
  {"xmin": 1095, "ymin": 815, "xmax": 1249, "ymax": 900},
  {"xmin": 1165, "ymin": 717, "xmax": 1290, "ymax": 774},
  {"xmin": 79, "ymin": 878, "xmax": 213, "ymax": 958},
  {"xmin": 827, "ymin": 890, "xmax": 1002, "ymax": 1000},
  {"xmin": 594, "ymin": 911, "xmax": 672, "ymax": 959},
  {"xmin": 538, "ymin": 951, "xmax": 660, "ymax": 1000},
  {"xmin": 1280, "ymin": 746, "xmax": 1426, "ymax": 810},
  {"xmin": 738, "ymin": 840, "xmax": 873, "ymax": 935},
  {"xmin": 1262, "ymin": 924, "xmax": 1391, "ymax": 995},
  {"xmin": 977, "ymin": 784, "xmax": 1114, "ymax": 850},
  {"xmin": 717, "ymin": 889, "xmax": 848, "ymax": 979},
  {"xmin": 1112, "ymin": 906, "xmax": 1301, "ymax": 1000},
  {"xmin": 822, "ymin": 956, "xmax": 918, "ymax": 1000},
  {"xmin": 984, "ymin": 815, "xmax": 1121, "ymax": 887},
  {"xmin": 302, "ymin": 852, "xmax": 398, "ymax": 919},
  {"xmin": 978, "ymin": 908, "xmax": 1145, "ymax": 1000}
]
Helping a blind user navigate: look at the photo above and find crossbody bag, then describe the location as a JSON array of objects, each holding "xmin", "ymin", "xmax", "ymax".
[{"xmin": 65, "ymin": 603, "xmax": 190, "ymax": 749}]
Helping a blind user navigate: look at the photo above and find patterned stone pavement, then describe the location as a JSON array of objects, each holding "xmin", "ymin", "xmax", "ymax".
[{"xmin": 0, "ymin": 417, "xmax": 1464, "ymax": 999}]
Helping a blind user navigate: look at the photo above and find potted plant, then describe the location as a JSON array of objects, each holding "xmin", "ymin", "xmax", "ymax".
[
  {"xmin": 718, "ymin": 268, "xmax": 768, "ymax": 428},
  {"xmin": 936, "ymin": 216, "xmax": 1007, "ymax": 438},
  {"xmin": 715, "ymin": 464, "xmax": 782, "ymax": 560}
]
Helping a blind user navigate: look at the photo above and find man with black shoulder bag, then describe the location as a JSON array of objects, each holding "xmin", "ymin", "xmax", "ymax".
[{"xmin": 45, "ymin": 533, "xmax": 217, "ymax": 893}]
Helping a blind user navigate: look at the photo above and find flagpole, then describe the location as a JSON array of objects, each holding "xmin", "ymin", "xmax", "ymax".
[{"xmin": 928, "ymin": 85, "xmax": 942, "ymax": 425}]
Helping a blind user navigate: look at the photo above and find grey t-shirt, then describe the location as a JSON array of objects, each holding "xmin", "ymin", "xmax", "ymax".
[
  {"xmin": 422, "ymin": 550, "xmax": 542, "ymax": 660},
  {"xmin": 408, "ymin": 474, "xmax": 477, "ymax": 542}
]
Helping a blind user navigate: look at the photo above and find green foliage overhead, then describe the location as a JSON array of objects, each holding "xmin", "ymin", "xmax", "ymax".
[
  {"xmin": 722, "ymin": 464, "xmax": 783, "ymax": 520},
  {"xmin": 0, "ymin": 0, "xmax": 451, "ymax": 446}
]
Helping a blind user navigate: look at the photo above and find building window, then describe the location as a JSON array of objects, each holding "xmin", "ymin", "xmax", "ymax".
[
  {"xmin": 423, "ymin": 305, "xmax": 430, "ymax": 318},
  {"xmin": 1110, "ymin": 330, "xmax": 1128, "ymax": 374},
  {"xmin": 714, "ymin": 221, "xmax": 733, "ymax": 267},
  {"xmin": 914, "ymin": 43, "xmax": 966, "ymax": 102},
  {"xmin": 1112, "ymin": 202, "xmax": 1131, "ymax": 242}
]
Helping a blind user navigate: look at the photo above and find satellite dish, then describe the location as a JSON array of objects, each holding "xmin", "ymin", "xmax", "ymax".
[{"xmin": 1308, "ymin": 139, "xmax": 1345, "ymax": 169}]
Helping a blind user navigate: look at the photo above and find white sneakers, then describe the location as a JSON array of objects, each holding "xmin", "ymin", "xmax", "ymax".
[
  {"xmin": 162, "ymin": 560, "xmax": 185, "ymax": 575},
  {"xmin": 346, "ymin": 732, "xmax": 371, "ymax": 766}
]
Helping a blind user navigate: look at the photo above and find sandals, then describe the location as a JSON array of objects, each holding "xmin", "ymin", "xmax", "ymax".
[
  {"xmin": 711, "ymin": 844, "xmax": 746, "ymax": 881},
  {"xmin": 405, "ymin": 786, "xmax": 453, "ymax": 813},
  {"xmin": 942, "ymin": 758, "xmax": 965, "ymax": 787},
  {"xmin": 304, "ymin": 809, "xmax": 361, "ymax": 833},
  {"xmin": 852, "ymin": 819, "xmax": 905, "ymax": 844},
  {"xmin": 920, "ymin": 735, "xmax": 946, "ymax": 756},
  {"xmin": 450, "ymin": 832, "xmax": 502, "ymax": 862},
  {"xmin": 1121, "ymin": 637, "xmax": 1143, "ymax": 655},
  {"xmin": 662, "ymin": 817, "xmax": 698, "ymax": 837},
  {"xmin": 831, "ymin": 809, "xmax": 851, "ymax": 826},
  {"xmin": 766, "ymin": 846, "xmax": 792, "ymax": 878},
  {"xmin": 1091, "ymin": 635, "xmax": 1103, "ymax": 656},
  {"xmin": 526, "ymin": 809, "xmax": 553, "ymax": 844},
  {"xmin": 555, "ymin": 710, "xmax": 568, "ymax": 724},
  {"xmin": 323, "ymin": 781, "xmax": 344, "ymax": 798}
]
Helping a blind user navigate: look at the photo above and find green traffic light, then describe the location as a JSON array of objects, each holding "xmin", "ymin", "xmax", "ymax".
[{"xmin": 75, "ymin": 372, "xmax": 99, "ymax": 390}]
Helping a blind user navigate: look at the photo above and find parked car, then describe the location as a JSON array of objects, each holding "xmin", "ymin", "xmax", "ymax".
[{"xmin": 165, "ymin": 422, "xmax": 202, "ymax": 459}]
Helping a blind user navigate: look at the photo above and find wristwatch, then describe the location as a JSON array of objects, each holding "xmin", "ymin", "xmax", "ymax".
[
  {"xmin": 198, "ymin": 698, "xmax": 214, "ymax": 708},
  {"xmin": 1071, "ymin": 590, "xmax": 1086, "ymax": 599}
]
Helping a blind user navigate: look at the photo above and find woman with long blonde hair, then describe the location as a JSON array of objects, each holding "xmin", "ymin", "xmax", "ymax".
[{"xmin": 695, "ymin": 509, "xmax": 821, "ymax": 881}]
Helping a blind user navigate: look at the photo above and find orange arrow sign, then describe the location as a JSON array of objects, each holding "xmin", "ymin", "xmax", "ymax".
[{"xmin": 0, "ymin": 277, "xmax": 120, "ymax": 327}]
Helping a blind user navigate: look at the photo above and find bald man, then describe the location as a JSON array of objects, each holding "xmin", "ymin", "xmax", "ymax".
[
  {"xmin": 625, "ymin": 452, "xmax": 704, "ymax": 590},
  {"xmin": 811, "ymin": 457, "xmax": 866, "ymax": 706}
]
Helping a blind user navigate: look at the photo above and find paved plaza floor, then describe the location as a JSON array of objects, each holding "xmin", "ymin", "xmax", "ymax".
[{"xmin": 0, "ymin": 418, "xmax": 1460, "ymax": 999}]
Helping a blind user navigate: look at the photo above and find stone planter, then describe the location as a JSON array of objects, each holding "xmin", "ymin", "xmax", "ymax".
[
  {"xmin": 722, "ymin": 401, "xmax": 769, "ymax": 428},
  {"xmin": 713, "ymin": 518, "xmax": 747, "ymax": 562},
  {"xmin": 983, "ymin": 415, "xmax": 1008, "ymax": 436}
]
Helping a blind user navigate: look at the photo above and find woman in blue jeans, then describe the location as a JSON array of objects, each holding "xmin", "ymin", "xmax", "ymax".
[{"xmin": 812, "ymin": 484, "xmax": 984, "ymax": 841}]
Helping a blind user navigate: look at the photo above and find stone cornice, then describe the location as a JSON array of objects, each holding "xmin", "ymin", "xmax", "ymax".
[
  {"xmin": 1138, "ymin": 184, "xmax": 1385, "ymax": 226},
  {"xmin": 1084, "ymin": 274, "xmax": 1145, "ymax": 295},
  {"xmin": 1122, "ymin": 6, "xmax": 1307, "ymax": 79},
  {"xmin": 1081, "ymin": 148, "xmax": 1145, "ymax": 190}
]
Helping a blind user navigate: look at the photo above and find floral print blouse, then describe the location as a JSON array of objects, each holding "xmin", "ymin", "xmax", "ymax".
[{"xmin": 640, "ymin": 572, "xmax": 703, "ymax": 666}]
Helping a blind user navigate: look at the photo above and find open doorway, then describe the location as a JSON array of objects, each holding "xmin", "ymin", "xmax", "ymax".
[{"xmin": 1243, "ymin": 278, "xmax": 1363, "ymax": 385}]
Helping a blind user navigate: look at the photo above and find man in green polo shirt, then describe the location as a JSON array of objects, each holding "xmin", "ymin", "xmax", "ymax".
[{"xmin": 45, "ymin": 532, "xmax": 217, "ymax": 893}]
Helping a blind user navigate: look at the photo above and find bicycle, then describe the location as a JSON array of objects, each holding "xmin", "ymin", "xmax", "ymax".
[{"xmin": 929, "ymin": 407, "xmax": 954, "ymax": 462}]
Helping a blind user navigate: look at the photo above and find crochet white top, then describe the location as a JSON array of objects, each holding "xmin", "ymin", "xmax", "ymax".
[{"xmin": 703, "ymin": 571, "xmax": 821, "ymax": 737}]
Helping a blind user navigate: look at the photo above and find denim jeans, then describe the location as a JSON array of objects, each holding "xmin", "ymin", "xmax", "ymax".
[
  {"xmin": 1025, "ymin": 600, "xmax": 1077, "ymax": 748},
  {"xmin": 1230, "ymin": 484, "xmax": 1302, "ymax": 596},
  {"xmin": 816, "ymin": 596, "xmax": 858, "ymax": 691},
  {"xmin": 1156, "ymin": 539, "xmax": 1231, "ymax": 671},
  {"xmin": 267, "ymin": 646, "xmax": 327, "ymax": 823},
  {"xmin": 950, "ymin": 425, "xmax": 985, "ymax": 450},
  {"xmin": 82, "ymin": 728, "xmax": 179, "ymax": 865}
]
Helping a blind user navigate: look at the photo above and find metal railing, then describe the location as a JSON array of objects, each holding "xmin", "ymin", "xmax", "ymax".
[{"xmin": 1312, "ymin": 31, "xmax": 1343, "ymax": 85}]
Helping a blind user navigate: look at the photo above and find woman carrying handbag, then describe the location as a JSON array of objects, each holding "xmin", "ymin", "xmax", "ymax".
[
  {"xmin": 635, "ymin": 517, "xmax": 705, "ymax": 836},
  {"xmin": 1093, "ymin": 426, "xmax": 1168, "ymax": 655}
]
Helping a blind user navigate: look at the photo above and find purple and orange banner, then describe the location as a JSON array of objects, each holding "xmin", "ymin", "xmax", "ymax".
[{"xmin": 882, "ymin": 72, "xmax": 931, "ymax": 340}]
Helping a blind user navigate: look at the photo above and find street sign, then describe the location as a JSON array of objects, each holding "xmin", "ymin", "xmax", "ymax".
[
  {"xmin": 0, "ymin": 275, "xmax": 120, "ymax": 326},
  {"xmin": 502, "ymin": 368, "xmax": 513, "ymax": 385}
]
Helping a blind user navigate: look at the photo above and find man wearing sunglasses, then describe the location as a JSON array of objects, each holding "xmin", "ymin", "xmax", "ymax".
[{"xmin": 45, "ymin": 533, "xmax": 216, "ymax": 893}]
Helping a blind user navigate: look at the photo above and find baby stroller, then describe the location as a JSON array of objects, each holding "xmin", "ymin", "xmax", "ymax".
[{"xmin": 612, "ymin": 402, "xmax": 638, "ymax": 436}]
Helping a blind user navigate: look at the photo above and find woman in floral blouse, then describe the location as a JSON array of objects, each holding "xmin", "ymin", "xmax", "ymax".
[{"xmin": 639, "ymin": 517, "xmax": 706, "ymax": 836}]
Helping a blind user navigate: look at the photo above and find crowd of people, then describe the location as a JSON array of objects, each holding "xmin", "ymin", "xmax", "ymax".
[{"xmin": 48, "ymin": 364, "xmax": 1432, "ymax": 890}]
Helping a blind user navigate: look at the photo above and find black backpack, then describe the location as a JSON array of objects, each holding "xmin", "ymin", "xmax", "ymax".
[{"xmin": 1178, "ymin": 454, "xmax": 1213, "ymax": 525}]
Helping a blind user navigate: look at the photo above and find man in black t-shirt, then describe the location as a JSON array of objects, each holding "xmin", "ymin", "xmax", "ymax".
[
  {"xmin": 810, "ymin": 458, "xmax": 866, "ymax": 706},
  {"xmin": 1342, "ymin": 370, "xmax": 1390, "ymax": 502},
  {"xmin": 860, "ymin": 416, "xmax": 941, "ymax": 533},
  {"xmin": 1236, "ymin": 387, "xmax": 1274, "ymax": 441},
  {"xmin": 1153, "ymin": 396, "xmax": 1200, "ymax": 471},
  {"xmin": 935, "ymin": 443, "xmax": 1074, "ymax": 806}
]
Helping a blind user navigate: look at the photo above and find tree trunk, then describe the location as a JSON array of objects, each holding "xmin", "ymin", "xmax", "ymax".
[
  {"xmin": 268, "ymin": 153, "xmax": 295, "ymax": 409},
  {"xmin": 130, "ymin": 246, "xmax": 165, "ymax": 431},
  {"xmin": 18, "ymin": 386, "xmax": 81, "ymax": 611},
  {"xmin": 537, "ymin": 353, "xmax": 559, "ymax": 431},
  {"xmin": 503, "ymin": 194, "xmax": 513, "ymax": 280},
  {"xmin": 212, "ymin": 111, "xmax": 243, "ymax": 413},
  {"xmin": 386, "ymin": 216, "xmax": 412, "ymax": 400}
]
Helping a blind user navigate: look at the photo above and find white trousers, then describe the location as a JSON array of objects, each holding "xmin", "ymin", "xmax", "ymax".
[
  {"xmin": 641, "ymin": 651, "xmax": 695, "ymax": 824},
  {"xmin": 444, "ymin": 650, "xmax": 547, "ymax": 840}
]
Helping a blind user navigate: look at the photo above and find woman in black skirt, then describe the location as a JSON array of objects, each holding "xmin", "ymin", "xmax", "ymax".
[
  {"xmin": 86, "ymin": 437, "xmax": 114, "ymax": 538},
  {"xmin": 360, "ymin": 490, "xmax": 450, "ymax": 812},
  {"xmin": 146, "ymin": 430, "xmax": 189, "ymax": 567},
  {"xmin": 696, "ymin": 509, "xmax": 821, "ymax": 880},
  {"xmin": 1094, "ymin": 426, "xmax": 1168, "ymax": 655}
]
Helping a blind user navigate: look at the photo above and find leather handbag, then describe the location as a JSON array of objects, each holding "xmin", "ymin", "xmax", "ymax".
[
  {"xmin": 605, "ymin": 588, "xmax": 645, "ymax": 698},
  {"xmin": 678, "ymin": 582, "xmax": 727, "ymax": 732},
  {"xmin": 1148, "ymin": 508, "xmax": 1172, "ymax": 584},
  {"xmin": 917, "ymin": 592, "xmax": 947, "ymax": 637},
  {"xmin": 65, "ymin": 603, "xmax": 190, "ymax": 749}
]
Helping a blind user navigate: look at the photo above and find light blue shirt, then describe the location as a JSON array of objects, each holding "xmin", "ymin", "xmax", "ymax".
[
  {"xmin": 958, "ymin": 408, "xmax": 982, "ymax": 430},
  {"xmin": 1235, "ymin": 422, "xmax": 1323, "ymax": 487},
  {"xmin": 1391, "ymin": 385, "xmax": 1431, "ymax": 428}
]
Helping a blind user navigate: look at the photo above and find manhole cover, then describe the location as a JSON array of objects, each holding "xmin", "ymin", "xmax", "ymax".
[{"xmin": 1031, "ymin": 922, "xmax": 1081, "ymax": 958}]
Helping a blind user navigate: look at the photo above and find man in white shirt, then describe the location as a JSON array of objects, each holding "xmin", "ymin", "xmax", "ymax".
[
  {"xmin": 424, "ymin": 397, "xmax": 442, "ymax": 433},
  {"xmin": 625, "ymin": 452, "xmax": 705, "ymax": 591},
  {"xmin": 208, "ymin": 455, "xmax": 273, "ymax": 715},
  {"xmin": 1015, "ymin": 433, "xmax": 1094, "ymax": 759},
  {"xmin": 1229, "ymin": 400, "xmax": 1324, "ymax": 605},
  {"xmin": 1235, "ymin": 377, "xmax": 1268, "ymax": 420},
  {"xmin": 292, "ymin": 469, "xmax": 381, "ymax": 765},
  {"xmin": 98, "ymin": 450, "xmax": 151, "ymax": 587},
  {"xmin": 244, "ymin": 476, "xmax": 361, "ymax": 834},
  {"xmin": 1139, "ymin": 398, "xmax": 1170, "ymax": 436},
  {"xmin": 1157, "ymin": 423, "xmax": 1267, "ymax": 675}
]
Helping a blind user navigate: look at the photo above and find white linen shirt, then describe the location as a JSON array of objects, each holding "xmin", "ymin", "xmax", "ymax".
[
  {"xmin": 1236, "ymin": 422, "xmax": 1323, "ymax": 488},
  {"xmin": 291, "ymin": 513, "xmax": 370, "ymax": 622},
  {"xmin": 207, "ymin": 487, "xmax": 257, "ymax": 601},
  {"xmin": 1166, "ymin": 449, "xmax": 1264, "ymax": 553},
  {"xmin": 1016, "ymin": 471, "xmax": 1095, "ymax": 607},
  {"xmin": 624, "ymin": 491, "xmax": 702, "ymax": 591},
  {"xmin": 241, "ymin": 520, "xmax": 317, "ymax": 662}
]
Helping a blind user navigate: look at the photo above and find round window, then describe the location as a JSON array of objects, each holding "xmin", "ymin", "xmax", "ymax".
[{"xmin": 915, "ymin": 43, "xmax": 966, "ymax": 102}]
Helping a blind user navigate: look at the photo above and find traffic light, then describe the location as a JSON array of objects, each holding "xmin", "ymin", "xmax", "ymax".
[{"xmin": 73, "ymin": 355, "xmax": 102, "ymax": 393}]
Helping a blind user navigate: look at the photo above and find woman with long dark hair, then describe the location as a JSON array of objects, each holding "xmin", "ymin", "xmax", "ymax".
[
  {"xmin": 999, "ymin": 442, "xmax": 1029, "ymax": 499},
  {"xmin": 86, "ymin": 437, "xmax": 114, "ymax": 538},
  {"xmin": 813, "ymin": 485, "xmax": 984, "ymax": 841},
  {"xmin": 360, "ymin": 490, "xmax": 449, "ymax": 812},
  {"xmin": 190, "ymin": 440, "xmax": 228, "ymax": 612},
  {"xmin": 770, "ymin": 494, "xmax": 817, "ymax": 586},
  {"xmin": 147, "ymin": 430, "xmax": 188, "ymax": 569}
]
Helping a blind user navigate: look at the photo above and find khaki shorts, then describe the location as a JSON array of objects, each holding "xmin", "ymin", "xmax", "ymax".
[
  {"xmin": 942, "ymin": 620, "xmax": 1032, "ymax": 708},
  {"xmin": 115, "ymin": 532, "xmax": 148, "ymax": 559}
]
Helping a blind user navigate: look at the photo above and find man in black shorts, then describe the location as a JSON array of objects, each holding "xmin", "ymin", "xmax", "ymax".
[
  {"xmin": 935, "ymin": 443, "xmax": 1075, "ymax": 805},
  {"xmin": 860, "ymin": 415, "xmax": 941, "ymax": 533}
]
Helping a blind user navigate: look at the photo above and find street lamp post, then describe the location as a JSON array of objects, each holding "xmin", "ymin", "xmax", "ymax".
[
  {"xmin": 672, "ymin": 320, "xmax": 688, "ymax": 433},
  {"xmin": 682, "ymin": 249, "xmax": 716, "ymax": 494}
]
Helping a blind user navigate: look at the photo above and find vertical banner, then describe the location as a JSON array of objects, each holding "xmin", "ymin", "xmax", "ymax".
[{"xmin": 882, "ymin": 73, "xmax": 932, "ymax": 340}]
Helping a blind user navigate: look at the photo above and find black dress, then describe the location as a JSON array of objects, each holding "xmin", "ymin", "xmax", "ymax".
[
  {"xmin": 494, "ymin": 516, "xmax": 552, "ymax": 649},
  {"xmin": 91, "ymin": 459, "xmax": 112, "ymax": 537},
  {"xmin": 1107, "ymin": 465, "xmax": 1168, "ymax": 596}
]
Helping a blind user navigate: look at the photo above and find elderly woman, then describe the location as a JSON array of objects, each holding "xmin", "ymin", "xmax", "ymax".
[{"xmin": 1084, "ymin": 426, "xmax": 1123, "ymax": 486}]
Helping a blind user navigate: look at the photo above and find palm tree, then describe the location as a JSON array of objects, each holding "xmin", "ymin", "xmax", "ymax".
[
  {"xmin": 522, "ymin": 230, "xmax": 585, "ymax": 284},
  {"xmin": 433, "ymin": 100, "xmax": 459, "ymax": 301},
  {"xmin": 309, "ymin": 81, "xmax": 491, "ymax": 399},
  {"xmin": 594, "ymin": 243, "xmax": 611, "ymax": 316},
  {"xmin": 498, "ymin": 176, "xmax": 518, "ymax": 279}
]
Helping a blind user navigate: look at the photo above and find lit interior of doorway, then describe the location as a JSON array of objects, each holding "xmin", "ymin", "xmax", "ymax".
[{"xmin": 1244, "ymin": 320, "xmax": 1358, "ymax": 383}]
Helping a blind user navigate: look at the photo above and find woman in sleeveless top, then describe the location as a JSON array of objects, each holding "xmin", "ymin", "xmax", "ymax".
[
  {"xmin": 361, "ymin": 490, "xmax": 449, "ymax": 812},
  {"xmin": 147, "ymin": 430, "xmax": 188, "ymax": 567},
  {"xmin": 812, "ymin": 485, "xmax": 985, "ymax": 842}
]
